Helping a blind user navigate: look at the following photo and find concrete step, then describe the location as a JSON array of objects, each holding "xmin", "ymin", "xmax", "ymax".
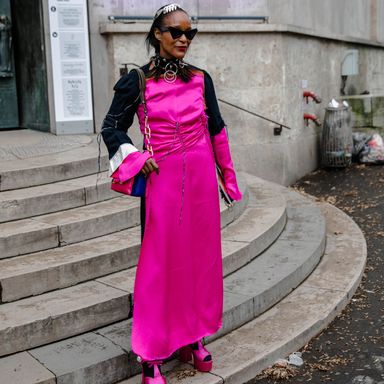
[
  {"xmin": 93, "ymin": 182, "xmax": 287, "ymax": 298},
  {"xmin": 0, "ymin": 227, "xmax": 141, "ymax": 303},
  {"xmin": 0, "ymin": 182, "xmax": 319, "ymax": 364},
  {"xmin": 0, "ymin": 280, "xmax": 130, "ymax": 358},
  {"xmin": 0, "ymin": 137, "xmax": 109, "ymax": 191},
  {"xmin": 0, "ymin": 197, "xmax": 141, "ymax": 259},
  {"xmin": 0, "ymin": 179, "xmax": 259, "ymax": 303},
  {"xmin": 0, "ymin": 201, "xmax": 365, "ymax": 384},
  {"xmin": 0, "ymin": 178, "xmax": 248, "ymax": 260},
  {"xmin": 208, "ymin": 187, "xmax": 326, "ymax": 343},
  {"xmin": 0, "ymin": 172, "xmax": 118, "ymax": 223},
  {"xmin": 0, "ymin": 171, "xmax": 248, "ymax": 224},
  {"xmin": 118, "ymin": 202, "xmax": 365, "ymax": 384}
]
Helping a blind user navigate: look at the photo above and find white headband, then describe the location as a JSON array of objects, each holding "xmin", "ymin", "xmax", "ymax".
[{"xmin": 154, "ymin": 3, "xmax": 182, "ymax": 20}]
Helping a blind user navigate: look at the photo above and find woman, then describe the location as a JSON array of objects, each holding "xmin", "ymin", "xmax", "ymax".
[{"xmin": 101, "ymin": 4, "xmax": 242, "ymax": 383}]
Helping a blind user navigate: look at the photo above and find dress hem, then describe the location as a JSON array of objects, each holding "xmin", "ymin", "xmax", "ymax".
[{"xmin": 132, "ymin": 321, "xmax": 223, "ymax": 362}]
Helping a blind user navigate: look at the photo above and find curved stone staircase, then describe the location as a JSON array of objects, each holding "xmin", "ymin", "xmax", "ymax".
[{"xmin": 0, "ymin": 141, "xmax": 366, "ymax": 384}]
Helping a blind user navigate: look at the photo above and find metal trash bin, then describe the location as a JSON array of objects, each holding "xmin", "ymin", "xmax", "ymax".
[{"xmin": 321, "ymin": 102, "xmax": 353, "ymax": 167}]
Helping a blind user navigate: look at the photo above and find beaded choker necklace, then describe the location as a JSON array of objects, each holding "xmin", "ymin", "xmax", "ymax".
[{"xmin": 152, "ymin": 54, "xmax": 187, "ymax": 83}]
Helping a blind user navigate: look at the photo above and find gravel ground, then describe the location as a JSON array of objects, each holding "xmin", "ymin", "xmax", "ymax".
[{"xmin": 254, "ymin": 163, "xmax": 384, "ymax": 384}]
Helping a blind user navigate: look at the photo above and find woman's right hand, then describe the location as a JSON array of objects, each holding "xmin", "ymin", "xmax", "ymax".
[{"xmin": 141, "ymin": 158, "xmax": 159, "ymax": 176}]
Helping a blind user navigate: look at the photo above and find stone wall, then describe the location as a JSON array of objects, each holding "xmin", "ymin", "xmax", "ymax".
[
  {"xmin": 89, "ymin": 0, "xmax": 384, "ymax": 41},
  {"xmin": 268, "ymin": 0, "xmax": 376, "ymax": 41},
  {"xmin": 343, "ymin": 95, "xmax": 384, "ymax": 129},
  {"xmin": 89, "ymin": 1, "xmax": 384, "ymax": 185}
]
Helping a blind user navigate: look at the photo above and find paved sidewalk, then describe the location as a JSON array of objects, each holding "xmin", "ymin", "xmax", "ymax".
[{"xmin": 254, "ymin": 163, "xmax": 384, "ymax": 384}]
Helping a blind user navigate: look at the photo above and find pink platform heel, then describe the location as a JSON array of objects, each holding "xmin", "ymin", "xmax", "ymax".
[
  {"xmin": 141, "ymin": 360, "xmax": 167, "ymax": 384},
  {"xmin": 179, "ymin": 340, "xmax": 213, "ymax": 372}
]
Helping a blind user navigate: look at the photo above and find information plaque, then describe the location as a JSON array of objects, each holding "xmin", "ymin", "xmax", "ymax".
[{"xmin": 48, "ymin": 0, "xmax": 93, "ymax": 134}]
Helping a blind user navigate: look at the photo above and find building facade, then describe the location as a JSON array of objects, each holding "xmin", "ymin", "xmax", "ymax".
[{"xmin": 1, "ymin": 0, "xmax": 384, "ymax": 184}]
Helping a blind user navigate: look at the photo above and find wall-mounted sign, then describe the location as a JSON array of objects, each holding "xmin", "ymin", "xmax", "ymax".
[{"xmin": 48, "ymin": 0, "xmax": 93, "ymax": 134}]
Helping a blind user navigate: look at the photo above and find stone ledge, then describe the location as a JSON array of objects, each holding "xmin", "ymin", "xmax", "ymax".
[{"xmin": 99, "ymin": 21, "xmax": 384, "ymax": 48}]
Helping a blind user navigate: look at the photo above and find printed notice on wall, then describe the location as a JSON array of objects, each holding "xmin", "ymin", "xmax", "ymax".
[
  {"xmin": 63, "ymin": 78, "xmax": 89, "ymax": 117},
  {"xmin": 48, "ymin": 0, "xmax": 93, "ymax": 134},
  {"xmin": 60, "ymin": 32, "xmax": 86, "ymax": 60}
]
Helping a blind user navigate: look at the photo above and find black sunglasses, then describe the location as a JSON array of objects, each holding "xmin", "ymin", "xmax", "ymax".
[{"xmin": 159, "ymin": 26, "xmax": 198, "ymax": 40}]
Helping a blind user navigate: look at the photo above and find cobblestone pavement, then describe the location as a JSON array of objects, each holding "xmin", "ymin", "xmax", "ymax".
[{"xmin": 254, "ymin": 163, "xmax": 384, "ymax": 384}]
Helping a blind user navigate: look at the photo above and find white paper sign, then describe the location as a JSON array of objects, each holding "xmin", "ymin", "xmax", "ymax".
[
  {"xmin": 48, "ymin": 0, "xmax": 93, "ymax": 133},
  {"xmin": 63, "ymin": 78, "xmax": 89, "ymax": 117}
]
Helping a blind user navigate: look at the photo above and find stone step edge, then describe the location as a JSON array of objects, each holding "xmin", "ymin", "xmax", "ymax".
[
  {"xmin": 0, "ymin": 177, "xmax": 248, "ymax": 259},
  {"xmin": 0, "ymin": 172, "xmax": 117, "ymax": 223},
  {"xmin": 0, "ymin": 197, "xmax": 141, "ymax": 259},
  {"xmin": 0, "ymin": 185, "xmax": 319, "ymax": 357},
  {"xmin": 0, "ymin": 178, "xmax": 275, "ymax": 303},
  {"xmin": 0, "ymin": 187, "xmax": 324, "ymax": 380},
  {"xmin": 0, "ymin": 188, "xmax": 317, "ymax": 359},
  {"xmin": 2, "ymin": 179, "xmax": 286, "ymax": 332},
  {"xmin": 0, "ymin": 171, "xmax": 248, "ymax": 224},
  {"xmin": 118, "ymin": 202, "xmax": 367, "ymax": 383},
  {"xmin": 0, "ymin": 200, "xmax": 353, "ymax": 383},
  {"xmin": 0, "ymin": 144, "xmax": 109, "ymax": 191}
]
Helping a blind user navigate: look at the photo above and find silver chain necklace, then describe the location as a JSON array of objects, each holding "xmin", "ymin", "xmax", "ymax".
[{"xmin": 154, "ymin": 55, "xmax": 187, "ymax": 83}]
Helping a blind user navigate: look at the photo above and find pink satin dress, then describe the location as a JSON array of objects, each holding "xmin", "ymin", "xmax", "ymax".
[{"xmin": 131, "ymin": 70, "xmax": 224, "ymax": 361}]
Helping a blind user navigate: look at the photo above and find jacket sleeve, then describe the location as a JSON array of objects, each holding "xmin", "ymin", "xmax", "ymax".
[
  {"xmin": 101, "ymin": 69, "xmax": 151, "ymax": 178},
  {"xmin": 203, "ymin": 70, "xmax": 226, "ymax": 136},
  {"xmin": 204, "ymin": 70, "xmax": 242, "ymax": 201}
]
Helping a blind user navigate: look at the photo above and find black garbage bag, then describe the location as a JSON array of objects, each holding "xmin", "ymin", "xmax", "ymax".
[{"xmin": 352, "ymin": 132, "xmax": 371, "ymax": 162}]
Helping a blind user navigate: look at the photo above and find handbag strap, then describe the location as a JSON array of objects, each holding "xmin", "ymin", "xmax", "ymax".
[
  {"xmin": 135, "ymin": 68, "xmax": 146, "ymax": 109},
  {"xmin": 133, "ymin": 68, "xmax": 153, "ymax": 156}
]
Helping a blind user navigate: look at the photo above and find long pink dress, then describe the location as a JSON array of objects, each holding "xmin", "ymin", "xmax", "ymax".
[{"xmin": 131, "ymin": 70, "xmax": 223, "ymax": 361}]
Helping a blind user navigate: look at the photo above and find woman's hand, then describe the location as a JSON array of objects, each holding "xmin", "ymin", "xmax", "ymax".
[{"xmin": 141, "ymin": 158, "xmax": 159, "ymax": 176}]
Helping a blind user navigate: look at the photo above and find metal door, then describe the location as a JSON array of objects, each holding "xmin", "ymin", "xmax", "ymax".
[
  {"xmin": 12, "ymin": 0, "xmax": 50, "ymax": 131},
  {"xmin": 0, "ymin": 0, "xmax": 19, "ymax": 129}
]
